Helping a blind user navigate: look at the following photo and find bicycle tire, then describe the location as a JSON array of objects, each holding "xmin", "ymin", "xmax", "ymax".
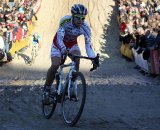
[
  {"xmin": 42, "ymin": 75, "xmax": 59, "ymax": 119},
  {"xmin": 61, "ymin": 72, "xmax": 86, "ymax": 126},
  {"xmin": 42, "ymin": 93, "xmax": 57, "ymax": 119}
]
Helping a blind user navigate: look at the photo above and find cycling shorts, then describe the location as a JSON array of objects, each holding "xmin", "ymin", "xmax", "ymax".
[{"xmin": 51, "ymin": 43, "xmax": 80, "ymax": 58}]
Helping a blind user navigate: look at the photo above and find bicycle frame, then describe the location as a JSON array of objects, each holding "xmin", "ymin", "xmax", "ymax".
[
  {"xmin": 56, "ymin": 53, "xmax": 98, "ymax": 98},
  {"xmin": 57, "ymin": 59, "xmax": 77, "ymax": 98}
]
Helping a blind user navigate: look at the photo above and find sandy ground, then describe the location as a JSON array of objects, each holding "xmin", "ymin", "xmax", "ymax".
[{"xmin": 0, "ymin": 0, "xmax": 160, "ymax": 130}]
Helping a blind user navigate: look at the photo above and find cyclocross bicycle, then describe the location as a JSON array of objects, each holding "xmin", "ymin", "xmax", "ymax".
[{"xmin": 42, "ymin": 53, "xmax": 99, "ymax": 126}]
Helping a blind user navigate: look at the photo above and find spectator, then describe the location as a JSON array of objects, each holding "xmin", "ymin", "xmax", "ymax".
[
  {"xmin": 135, "ymin": 27, "xmax": 146, "ymax": 53},
  {"xmin": 0, "ymin": 4, "xmax": 3, "ymax": 13},
  {"xmin": 29, "ymin": 4, "xmax": 38, "ymax": 21},
  {"xmin": 145, "ymin": 29, "xmax": 156, "ymax": 49},
  {"xmin": 8, "ymin": 0, "xmax": 15, "ymax": 10},
  {"xmin": 154, "ymin": 30, "xmax": 160, "ymax": 49},
  {"xmin": 0, "ymin": 0, "xmax": 40, "ymax": 64},
  {"xmin": 0, "ymin": 48, "xmax": 5, "ymax": 62},
  {"xmin": 0, "ymin": 13, "xmax": 4, "ymax": 23},
  {"xmin": 0, "ymin": 30, "xmax": 5, "ymax": 51},
  {"xmin": 4, "ymin": 25, "xmax": 11, "ymax": 53},
  {"xmin": 30, "ymin": 32, "xmax": 40, "ymax": 61},
  {"xmin": 18, "ymin": 4, "xmax": 25, "ymax": 14}
]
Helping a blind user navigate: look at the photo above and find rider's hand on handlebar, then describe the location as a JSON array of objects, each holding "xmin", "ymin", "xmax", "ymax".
[
  {"xmin": 90, "ymin": 54, "xmax": 100, "ymax": 71},
  {"xmin": 61, "ymin": 47, "xmax": 69, "ymax": 63},
  {"xmin": 93, "ymin": 54, "xmax": 100, "ymax": 67}
]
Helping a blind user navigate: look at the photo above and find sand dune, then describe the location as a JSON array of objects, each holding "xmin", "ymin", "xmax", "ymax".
[
  {"xmin": 0, "ymin": 1, "xmax": 160, "ymax": 130},
  {"xmin": 0, "ymin": 0, "xmax": 115, "ymax": 79}
]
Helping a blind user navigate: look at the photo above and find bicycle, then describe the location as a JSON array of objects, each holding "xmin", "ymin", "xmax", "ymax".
[{"xmin": 42, "ymin": 53, "xmax": 99, "ymax": 126}]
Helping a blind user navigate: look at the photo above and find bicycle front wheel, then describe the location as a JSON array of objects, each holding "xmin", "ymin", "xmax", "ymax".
[
  {"xmin": 42, "ymin": 75, "xmax": 59, "ymax": 119},
  {"xmin": 62, "ymin": 72, "xmax": 86, "ymax": 126},
  {"xmin": 42, "ymin": 92, "xmax": 57, "ymax": 119}
]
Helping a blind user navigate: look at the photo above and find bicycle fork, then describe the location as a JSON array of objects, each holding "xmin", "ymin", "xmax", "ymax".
[{"xmin": 67, "ymin": 69, "xmax": 78, "ymax": 101}]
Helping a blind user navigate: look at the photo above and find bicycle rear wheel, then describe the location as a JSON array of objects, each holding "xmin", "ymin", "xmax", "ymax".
[{"xmin": 62, "ymin": 72, "xmax": 86, "ymax": 126}]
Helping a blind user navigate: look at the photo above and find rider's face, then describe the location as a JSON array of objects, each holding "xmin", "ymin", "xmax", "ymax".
[{"xmin": 73, "ymin": 15, "xmax": 85, "ymax": 27}]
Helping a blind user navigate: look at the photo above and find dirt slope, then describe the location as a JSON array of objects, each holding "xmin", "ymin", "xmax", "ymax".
[{"xmin": 0, "ymin": 0, "xmax": 160, "ymax": 130}]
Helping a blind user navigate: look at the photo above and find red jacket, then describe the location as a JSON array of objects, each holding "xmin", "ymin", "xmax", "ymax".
[{"xmin": 120, "ymin": 22, "xmax": 127, "ymax": 33}]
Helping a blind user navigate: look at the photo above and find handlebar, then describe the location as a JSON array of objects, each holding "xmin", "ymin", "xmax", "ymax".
[
  {"xmin": 68, "ymin": 53, "xmax": 95, "ymax": 60},
  {"xmin": 65, "ymin": 53, "xmax": 100, "ymax": 71}
]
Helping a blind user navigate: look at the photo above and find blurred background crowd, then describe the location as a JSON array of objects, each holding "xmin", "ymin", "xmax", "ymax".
[
  {"xmin": 117, "ymin": 0, "xmax": 160, "ymax": 75},
  {"xmin": 0, "ymin": 0, "xmax": 37, "ymax": 56}
]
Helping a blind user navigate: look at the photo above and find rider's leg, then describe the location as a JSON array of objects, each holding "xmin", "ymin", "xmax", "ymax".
[
  {"xmin": 44, "ymin": 44, "xmax": 62, "ymax": 91},
  {"xmin": 69, "ymin": 45, "xmax": 81, "ymax": 81},
  {"xmin": 44, "ymin": 56, "xmax": 61, "ymax": 88},
  {"xmin": 43, "ymin": 45, "xmax": 61, "ymax": 103},
  {"xmin": 69, "ymin": 46, "xmax": 80, "ymax": 98},
  {"xmin": 70, "ymin": 50, "xmax": 81, "ymax": 71},
  {"xmin": 69, "ymin": 44, "xmax": 81, "ymax": 71}
]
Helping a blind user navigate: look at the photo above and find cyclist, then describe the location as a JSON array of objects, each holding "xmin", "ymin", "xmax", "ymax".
[
  {"xmin": 31, "ymin": 32, "xmax": 41, "ymax": 60},
  {"xmin": 43, "ymin": 4, "xmax": 99, "ymax": 102}
]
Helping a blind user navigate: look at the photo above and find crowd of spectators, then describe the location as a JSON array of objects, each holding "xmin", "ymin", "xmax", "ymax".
[
  {"xmin": 117, "ymin": 0, "xmax": 160, "ymax": 74},
  {"xmin": 0, "ymin": 0, "xmax": 38, "ymax": 58}
]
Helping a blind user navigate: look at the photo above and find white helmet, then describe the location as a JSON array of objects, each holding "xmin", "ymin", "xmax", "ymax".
[{"xmin": 71, "ymin": 4, "xmax": 88, "ymax": 15}]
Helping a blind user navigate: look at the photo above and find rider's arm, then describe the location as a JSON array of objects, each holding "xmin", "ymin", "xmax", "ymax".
[
  {"xmin": 85, "ymin": 43, "xmax": 96, "ymax": 58},
  {"xmin": 57, "ymin": 27, "xmax": 66, "ymax": 52},
  {"xmin": 82, "ymin": 22, "xmax": 96, "ymax": 58}
]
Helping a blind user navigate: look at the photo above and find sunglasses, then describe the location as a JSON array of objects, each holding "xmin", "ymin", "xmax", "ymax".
[{"xmin": 73, "ymin": 15, "xmax": 85, "ymax": 21}]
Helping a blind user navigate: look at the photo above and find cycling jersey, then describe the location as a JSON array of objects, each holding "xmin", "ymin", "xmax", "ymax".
[{"xmin": 53, "ymin": 15, "xmax": 96, "ymax": 58}]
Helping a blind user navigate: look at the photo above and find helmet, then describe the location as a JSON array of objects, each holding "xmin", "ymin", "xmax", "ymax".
[
  {"xmin": 0, "ymin": 49, "xmax": 5, "ymax": 61},
  {"xmin": 71, "ymin": 4, "xmax": 88, "ymax": 15}
]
